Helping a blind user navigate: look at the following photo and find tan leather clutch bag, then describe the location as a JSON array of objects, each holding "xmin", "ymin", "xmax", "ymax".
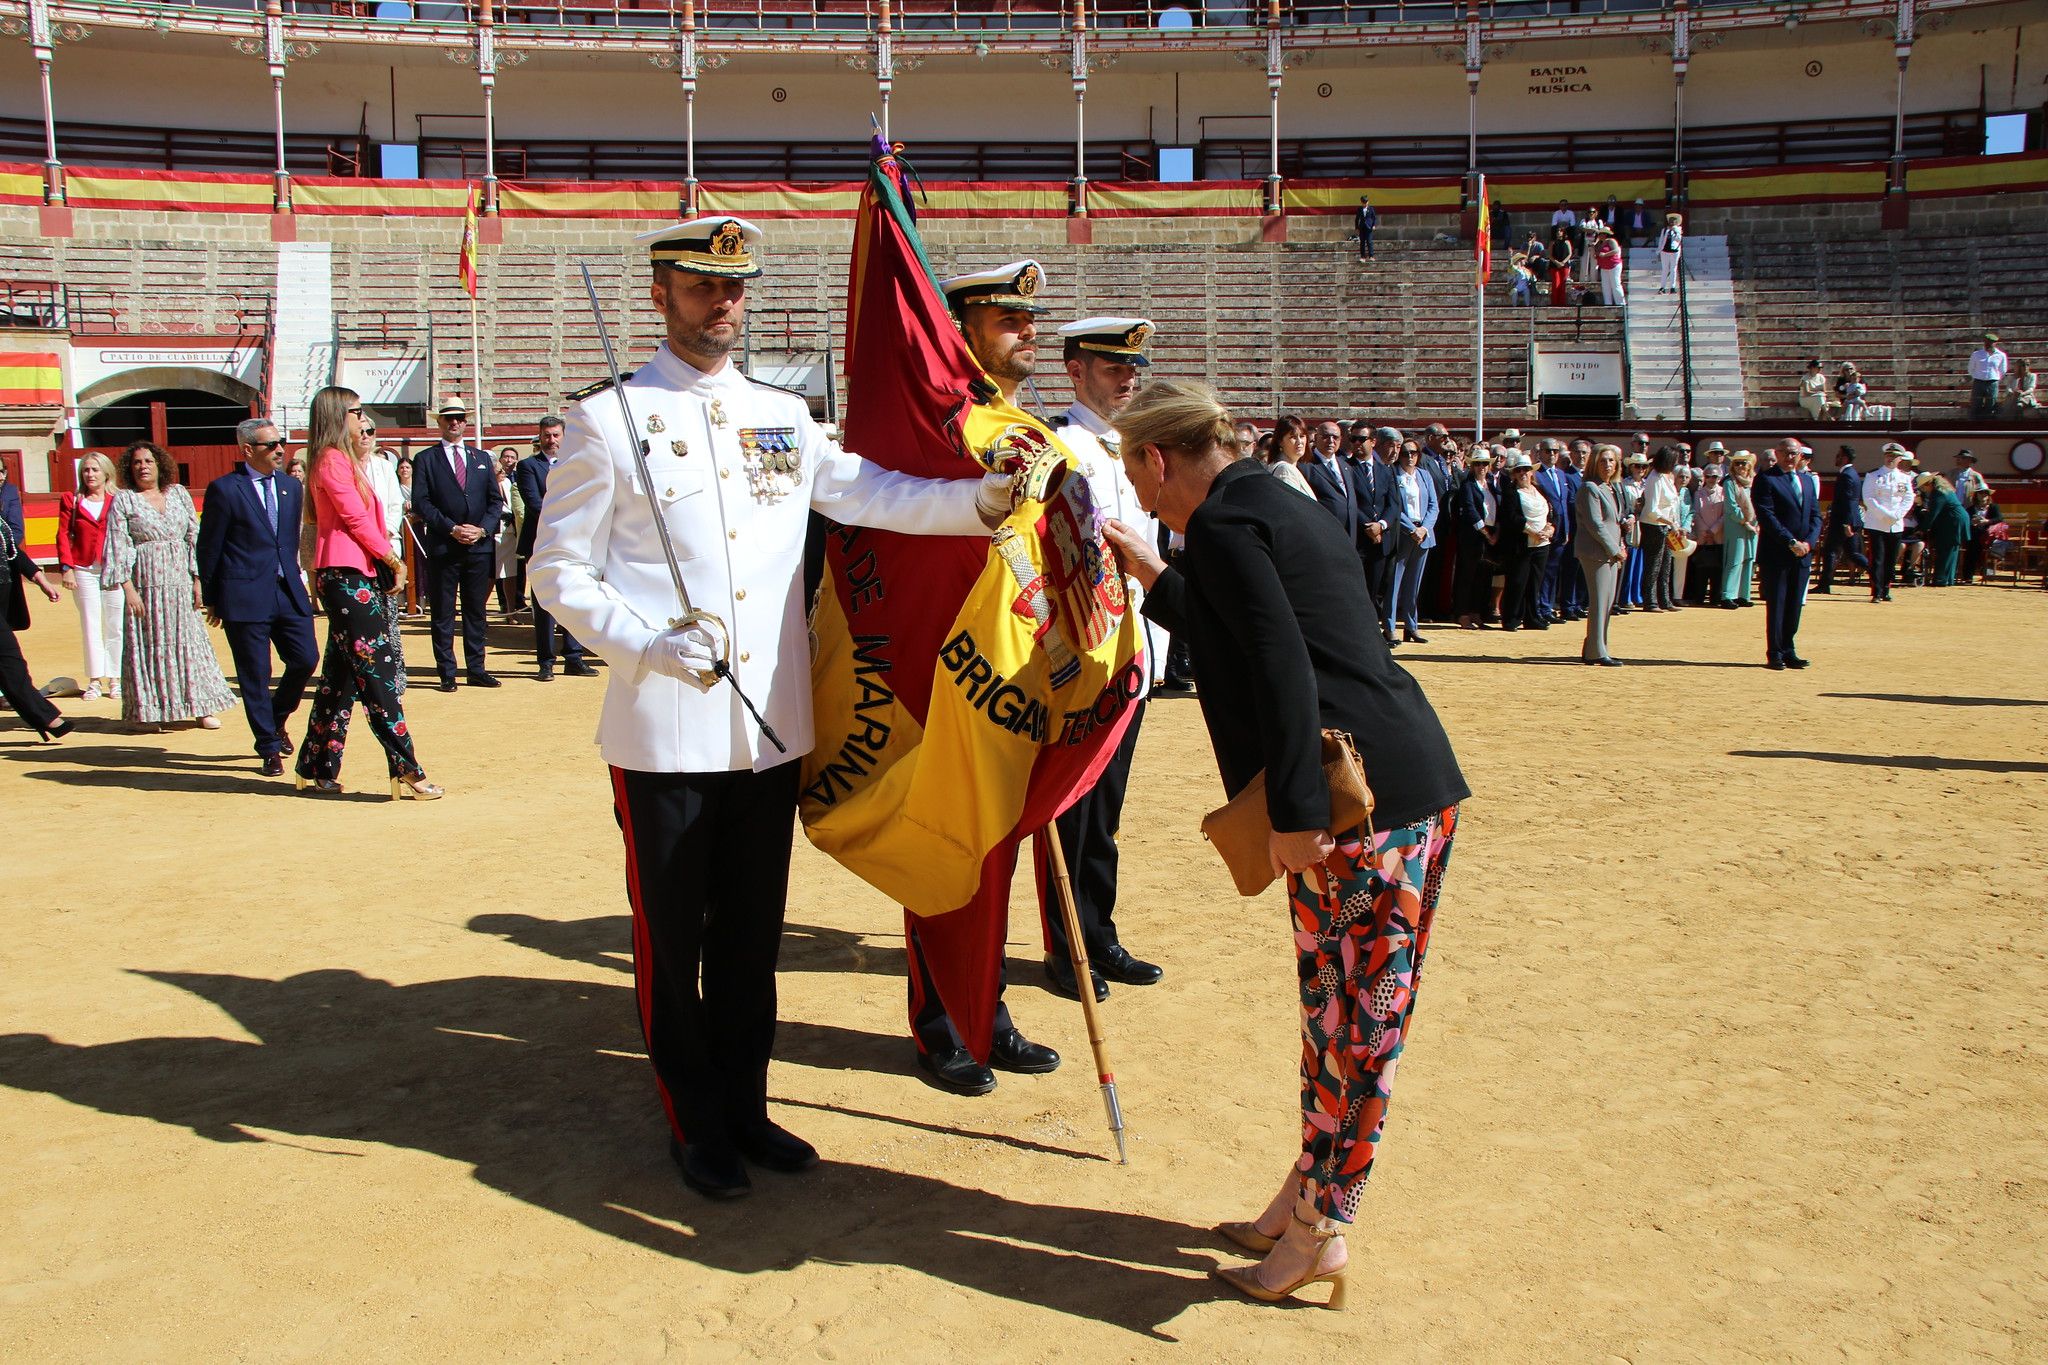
[{"xmin": 1200, "ymin": 729, "xmax": 1374, "ymax": 898}]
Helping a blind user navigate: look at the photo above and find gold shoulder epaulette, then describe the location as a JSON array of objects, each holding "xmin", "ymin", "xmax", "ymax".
[{"xmin": 567, "ymin": 370, "xmax": 634, "ymax": 403}]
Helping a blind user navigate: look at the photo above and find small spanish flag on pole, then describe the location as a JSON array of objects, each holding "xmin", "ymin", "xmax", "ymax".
[
  {"xmin": 458, "ymin": 183, "xmax": 480, "ymax": 298},
  {"xmin": 1473, "ymin": 173, "xmax": 1488, "ymax": 441},
  {"xmin": 1474, "ymin": 173, "xmax": 1492, "ymax": 285}
]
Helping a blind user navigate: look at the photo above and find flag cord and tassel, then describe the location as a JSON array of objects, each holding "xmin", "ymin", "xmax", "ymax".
[{"xmin": 1041, "ymin": 822, "xmax": 1128, "ymax": 1165}]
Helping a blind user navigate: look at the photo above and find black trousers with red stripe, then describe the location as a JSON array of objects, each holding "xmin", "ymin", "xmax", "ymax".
[
  {"xmin": 610, "ymin": 761, "xmax": 799, "ymax": 1150},
  {"xmin": 1033, "ymin": 698, "xmax": 1145, "ymax": 962}
]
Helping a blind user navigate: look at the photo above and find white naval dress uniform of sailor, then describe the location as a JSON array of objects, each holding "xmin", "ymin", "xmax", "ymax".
[
  {"xmin": 527, "ymin": 339, "xmax": 984, "ymax": 1151},
  {"xmin": 1027, "ymin": 400, "xmax": 1163, "ymax": 972}
]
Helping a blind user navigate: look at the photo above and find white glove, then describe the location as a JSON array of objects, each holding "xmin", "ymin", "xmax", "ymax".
[
  {"xmin": 975, "ymin": 469, "xmax": 1018, "ymax": 528},
  {"xmin": 640, "ymin": 621, "xmax": 722, "ymax": 690}
]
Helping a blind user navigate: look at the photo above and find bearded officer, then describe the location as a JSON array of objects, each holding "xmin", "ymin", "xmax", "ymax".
[
  {"xmin": 529, "ymin": 216, "xmax": 1012, "ymax": 1200},
  {"xmin": 902, "ymin": 260, "xmax": 1069, "ymax": 1098},
  {"xmin": 1030, "ymin": 317, "xmax": 1166, "ymax": 1004}
]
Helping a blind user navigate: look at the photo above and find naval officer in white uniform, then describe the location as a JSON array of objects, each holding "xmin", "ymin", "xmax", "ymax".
[
  {"xmin": 528, "ymin": 216, "xmax": 1011, "ymax": 1200},
  {"xmin": 1032, "ymin": 317, "xmax": 1167, "ymax": 1004}
]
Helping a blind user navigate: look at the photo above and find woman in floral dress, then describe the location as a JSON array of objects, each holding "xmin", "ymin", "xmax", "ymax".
[
  {"xmin": 102, "ymin": 441, "xmax": 234, "ymax": 732},
  {"xmin": 294, "ymin": 386, "xmax": 442, "ymax": 800}
]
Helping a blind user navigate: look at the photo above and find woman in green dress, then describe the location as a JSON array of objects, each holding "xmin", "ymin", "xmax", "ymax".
[{"xmin": 1916, "ymin": 474, "xmax": 1971, "ymax": 587}]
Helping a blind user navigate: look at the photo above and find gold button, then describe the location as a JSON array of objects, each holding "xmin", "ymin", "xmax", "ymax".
[
  {"xmin": 740, "ymin": 651, "xmax": 751, "ymax": 663},
  {"xmin": 735, "ymin": 589, "xmax": 746, "ymax": 601},
  {"xmin": 728, "ymin": 529, "xmax": 738, "ymax": 540},
  {"xmin": 719, "ymin": 468, "xmax": 730, "ymax": 479},
  {"xmin": 664, "ymin": 488, "xmax": 675, "ymax": 497}
]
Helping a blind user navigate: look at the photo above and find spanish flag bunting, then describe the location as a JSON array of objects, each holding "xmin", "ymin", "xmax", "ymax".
[{"xmin": 0, "ymin": 352, "xmax": 62, "ymax": 406}]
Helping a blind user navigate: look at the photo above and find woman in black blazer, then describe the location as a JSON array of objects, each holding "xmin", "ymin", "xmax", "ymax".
[
  {"xmin": 1495, "ymin": 453, "xmax": 1552, "ymax": 631},
  {"xmin": 1102, "ymin": 380, "xmax": 1468, "ymax": 1311},
  {"xmin": 0, "ymin": 515, "xmax": 73, "ymax": 740}
]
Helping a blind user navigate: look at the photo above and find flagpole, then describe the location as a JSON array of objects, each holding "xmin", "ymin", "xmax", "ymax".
[
  {"xmin": 469, "ymin": 288, "xmax": 484, "ymax": 445},
  {"xmin": 1474, "ymin": 173, "xmax": 1487, "ymax": 443},
  {"xmin": 1042, "ymin": 823, "xmax": 1128, "ymax": 1165}
]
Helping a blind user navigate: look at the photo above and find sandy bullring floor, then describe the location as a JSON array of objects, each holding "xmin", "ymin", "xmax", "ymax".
[{"xmin": 2, "ymin": 582, "xmax": 2044, "ymax": 1361}]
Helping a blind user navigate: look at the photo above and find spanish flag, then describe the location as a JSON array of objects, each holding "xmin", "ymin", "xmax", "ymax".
[
  {"xmin": 0, "ymin": 352, "xmax": 62, "ymax": 406},
  {"xmin": 1475, "ymin": 174, "xmax": 1492, "ymax": 286},
  {"xmin": 800, "ymin": 146, "xmax": 1146, "ymax": 1062},
  {"xmin": 458, "ymin": 183, "xmax": 479, "ymax": 298}
]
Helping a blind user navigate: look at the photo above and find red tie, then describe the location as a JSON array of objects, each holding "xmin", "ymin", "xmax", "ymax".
[{"xmin": 451, "ymin": 443, "xmax": 467, "ymax": 489}]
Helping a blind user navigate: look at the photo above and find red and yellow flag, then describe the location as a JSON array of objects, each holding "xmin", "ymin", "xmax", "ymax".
[
  {"xmin": 458, "ymin": 184, "xmax": 479, "ymax": 298},
  {"xmin": 1475, "ymin": 174, "xmax": 1492, "ymax": 286},
  {"xmin": 0, "ymin": 352, "xmax": 62, "ymax": 406},
  {"xmin": 800, "ymin": 151, "xmax": 1145, "ymax": 1061}
]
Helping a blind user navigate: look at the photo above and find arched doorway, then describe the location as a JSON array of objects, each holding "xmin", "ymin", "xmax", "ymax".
[{"xmin": 76, "ymin": 367, "xmax": 262, "ymax": 447}]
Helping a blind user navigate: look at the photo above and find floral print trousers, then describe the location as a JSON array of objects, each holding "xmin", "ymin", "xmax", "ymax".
[
  {"xmin": 297, "ymin": 568, "xmax": 422, "ymax": 783},
  {"xmin": 1290, "ymin": 805, "xmax": 1458, "ymax": 1225}
]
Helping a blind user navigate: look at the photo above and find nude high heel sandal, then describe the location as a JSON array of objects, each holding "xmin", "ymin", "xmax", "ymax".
[
  {"xmin": 391, "ymin": 772, "xmax": 444, "ymax": 801},
  {"xmin": 1213, "ymin": 1221, "xmax": 1279, "ymax": 1255},
  {"xmin": 1213, "ymin": 1208, "xmax": 1349, "ymax": 1310}
]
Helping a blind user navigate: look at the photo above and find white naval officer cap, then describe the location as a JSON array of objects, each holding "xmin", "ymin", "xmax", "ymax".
[
  {"xmin": 634, "ymin": 215, "xmax": 765, "ymax": 279},
  {"xmin": 1056, "ymin": 316, "xmax": 1155, "ymax": 366},
  {"xmin": 940, "ymin": 260, "xmax": 1050, "ymax": 315}
]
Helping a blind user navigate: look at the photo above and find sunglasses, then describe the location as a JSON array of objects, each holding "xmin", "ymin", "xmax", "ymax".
[
  {"xmin": 346, "ymin": 406, "xmax": 364, "ymax": 416},
  {"xmin": 252, "ymin": 439, "xmax": 285, "ymax": 451}
]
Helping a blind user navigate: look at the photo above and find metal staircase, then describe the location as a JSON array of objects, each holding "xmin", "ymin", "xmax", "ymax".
[
  {"xmin": 268, "ymin": 242, "xmax": 336, "ymax": 435},
  {"xmin": 1625, "ymin": 235, "xmax": 1746, "ymax": 422}
]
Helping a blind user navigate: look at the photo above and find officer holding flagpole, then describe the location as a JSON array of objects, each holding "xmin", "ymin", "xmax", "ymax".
[
  {"xmin": 1032, "ymin": 316, "xmax": 1166, "ymax": 1003},
  {"xmin": 529, "ymin": 216, "xmax": 1014, "ymax": 1200}
]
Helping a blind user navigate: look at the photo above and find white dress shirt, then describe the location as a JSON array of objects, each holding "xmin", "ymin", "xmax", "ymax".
[
  {"xmin": 1969, "ymin": 348, "xmax": 2009, "ymax": 383},
  {"xmin": 530, "ymin": 342, "xmax": 985, "ymax": 774}
]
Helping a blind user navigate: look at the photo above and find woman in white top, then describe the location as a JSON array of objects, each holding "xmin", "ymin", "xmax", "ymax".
[
  {"xmin": 2007, "ymin": 357, "xmax": 2039, "ymax": 414},
  {"xmin": 1498, "ymin": 453, "xmax": 1552, "ymax": 631},
  {"xmin": 493, "ymin": 448, "xmax": 523, "ymax": 615},
  {"xmin": 1658, "ymin": 213, "xmax": 1684, "ymax": 293},
  {"xmin": 1635, "ymin": 447, "xmax": 1682, "ymax": 611},
  {"xmin": 1264, "ymin": 414, "xmax": 1316, "ymax": 500},
  {"xmin": 1860, "ymin": 441, "xmax": 1916, "ymax": 602},
  {"xmin": 55, "ymin": 452, "xmax": 123, "ymax": 699}
]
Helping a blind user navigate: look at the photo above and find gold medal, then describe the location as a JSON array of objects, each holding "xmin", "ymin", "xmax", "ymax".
[
  {"xmin": 647, "ymin": 413, "xmax": 666, "ymax": 433},
  {"xmin": 708, "ymin": 398, "xmax": 728, "ymax": 429},
  {"xmin": 671, "ymin": 439, "xmax": 689, "ymax": 457}
]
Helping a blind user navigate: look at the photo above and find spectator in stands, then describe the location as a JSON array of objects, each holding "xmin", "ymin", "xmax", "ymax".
[
  {"xmin": 295, "ymin": 385, "xmax": 440, "ymax": 800},
  {"xmin": 1491, "ymin": 198, "xmax": 1510, "ymax": 251},
  {"xmin": 2006, "ymin": 356, "xmax": 2039, "ymax": 414},
  {"xmin": 1496, "ymin": 451, "xmax": 1550, "ymax": 632},
  {"xmin": 1861, "ymin": 442, "xmax": 1913, "ymax": 602},
  {"xmin": 1509, "ymin": 253, "xmax": 1534, "ymax": 307},
  {"xmin": 1636, "ymin": 447, "xmax": 1681, "ymax": 611},
  {"xmin": 1657, "ymin": 213, "xmax": 1684, "ymax": 293},
  {"xmin": 1917, "ymin": 473, "xmax": 1970, "ymax": 587},
  {"xmin": 1796, "ymin": 360, "xmax": 1838, "ymax": 421},
  {"xmin": 1719, "ymin": 450, "xmax": 1759, "ymax": 608},
  {"xmin": 1548, "ymin": 227, "xmax": 1575, "ymax": 307},
  {"xmin": 1453, "ymin": 447, "xmax": 1498, "ymax": 629},
  {"xmin": 494, "ymin": 447, "xmax": 523, "ymax": 616},
  {"xmin": 1968, "ymin": 332, "xmax": 2007, "ymax": 418},
  {"xmin": 1573, "ymin": 444, "xmax": 1626, "ymax": 668},
  {"xmin": 1354, "ymin": 195, "xmax": 1376, "ymax": 261},
  {"xmin": 1595, "ymin": 226, "xmax": 1626, "ymax": 307},
  {"xmin": 1389, "ymin": 440, "xmax": 1438, "ymax": 644},
  {"xmin": 57, "ymin": 452, "xmax": 122, "ymax": 702},
  {"xmin": 0, "ymin": 507, "xmax": 71, "ymax": 740},
  {"xmin": 104, "ymin": 440, "xmax": 234, "ymax": 734},
  {"xmin": 1691, "ymin": 464, "xmax": 1727, "ymax": 605},
  {"xmin": 1264, "ymin": 414, "xmax": 1316, "ymax": 500},
  {"xmin": 1835, "ymin": 363, "xmax": 1869, "ymax": 421},
  {"xmin": 1625, "ymin": 198, "xmax": 1653, "ymax": 249},
  {"xmin": 1601, "ymin": 195, "xmax": 1621, "ymax": 235},
  {"xmin": 1576, "ymin": 207, "xmax": 1601, "ymax": 282},
  {"xmin": 1814, "ymin": 446, "xmax": 1868, "ymax": 594},
  {"xmin": 1550, "ymin": 199, "xmax": 1575, "ymax": 236},
  {"xmin": 1964, "ymin": 486, "xmax": 2002, "ymax": 583},
  {"xmin": 1523, "ymin": 231, "xmax": 1551, "ymax": 304}
]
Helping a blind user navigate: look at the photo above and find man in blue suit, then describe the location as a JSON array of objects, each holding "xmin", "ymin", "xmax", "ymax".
[
  {"xmin": 1303, "ymin": 419, "xmax": 1363, "ymax": 546},
  {"xmin": 412, "ymin": 396, "xmax": 504, "ymax": 690},
  {"xmin": 1534, "ymin": 440, "xmax": 1576, "ymax": 621},
  {"xmin": 1751, "ymin": 438, "xmax": 1824, "ymax": 670},
  {"xmin": 1813, "ymin": 445, "xmax": 1869, "ymax": 593},
  {"xmin": 1355, "ymin": 426, "xmax": 1404, "ymax": 643},
  {"xmin": 196, "ymin": 417, "xmax": 318, "ymax": 776},
  {"xmin": 513, "ymin": 415, "xmax": 592, "ymax": 682}
]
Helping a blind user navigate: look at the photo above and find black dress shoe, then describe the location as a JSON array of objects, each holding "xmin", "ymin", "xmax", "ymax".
[
  {"xmin": 1045, "ymin": 953, "xmax": 1108, "ymax": 1003},
  {"xmin": 262, "ymin": 754, "xmax": 286, "ymax": 777},
  {"xmin": 1785, "ymin": 656, "xmax": 1811, "ymax": 669},
  {"xmin": 1599, "ymin": 657, "xmax": 1624, "ymax": 667},
  {"xmin": 734, "ymin": 1120, "xmax": 819, "ymax": 1173},
  {"xmin": 1097, "ymin": 944, "xmax": 1164, "ymax": 986},
  {"xmin": 1767, "ymin": 659, "xmax": 1787, "ymax": 671},
  {"xmin": 466, "ymin": 672, "xmax": 502, "ymax": 688},
  {"xmin": 1402, "ymin": 632, "xmax": 1429, "ymax": 644},
  {"xmin": 437, "ymin": 678, "xmax": 458, "ymax": 693},
  {"xmin": 989, "ymin": 1028, "xmax": 1061, "ymax": 1075},
  {"xmin": 669, "ymin": 1138, "xmax": 751, "ymax": 1200},
  {"xmin": 917, "ymin": 1046, "xmax": 997, "ymax": 1096},
  {"xmin": 563, "ymin": 660, "xmax": 598, "ymax": 677},
  {"xmin": 538, "ymin": 662, "xmax": 555, "ymax": 682},
  {"xmin": 278, "ymin": 734, "xmax": 295, "ymax": 757}
]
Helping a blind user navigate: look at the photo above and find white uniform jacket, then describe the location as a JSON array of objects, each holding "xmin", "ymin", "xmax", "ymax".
[
  {"xmin": 530, "ymin": 342, "xmax": 985, "ymax": 774},
  {"xmin": 1052, "ymin": 401, "xmax": 1167, "ymax": 690}
]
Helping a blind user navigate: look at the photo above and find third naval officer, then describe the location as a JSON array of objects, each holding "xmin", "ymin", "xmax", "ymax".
[
  {"xmin": 528, "ymin": 216, "xmax": 1012, "ymax": 1201},
  {"xmin": 1032, "ymin": 316, "xmax": 1166, "ymax": 1003}
]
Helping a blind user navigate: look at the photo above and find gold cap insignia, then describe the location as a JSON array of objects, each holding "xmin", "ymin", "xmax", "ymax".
[
  {"xmin": 1017, "ymin": 265, "xmax": 1041, "ymax": 297},
  {"xmin": 711, "ymin": 221, "xmax": 745, "ymax": 259}
]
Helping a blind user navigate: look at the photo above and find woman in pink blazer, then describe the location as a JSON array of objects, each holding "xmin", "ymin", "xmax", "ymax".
[{"xmin": 294, "ymin": 386, "xmax": 442, "ymax": 800}]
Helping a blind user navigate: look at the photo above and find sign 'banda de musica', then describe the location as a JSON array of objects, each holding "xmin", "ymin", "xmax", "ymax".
[{"xmin": 1529, "ymin": 65, "xmax": 1593, "ymax": 95}]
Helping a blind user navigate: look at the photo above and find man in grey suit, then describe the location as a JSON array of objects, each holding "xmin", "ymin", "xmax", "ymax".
[{"xmin": 1573, "ymin": 443, "xmax": 1627, "ymax": 667}]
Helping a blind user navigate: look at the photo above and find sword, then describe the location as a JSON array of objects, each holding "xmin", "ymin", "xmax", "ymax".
[{"xmin": 578, "ymin": 264, "xmax": 784, "ymax": 753}]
